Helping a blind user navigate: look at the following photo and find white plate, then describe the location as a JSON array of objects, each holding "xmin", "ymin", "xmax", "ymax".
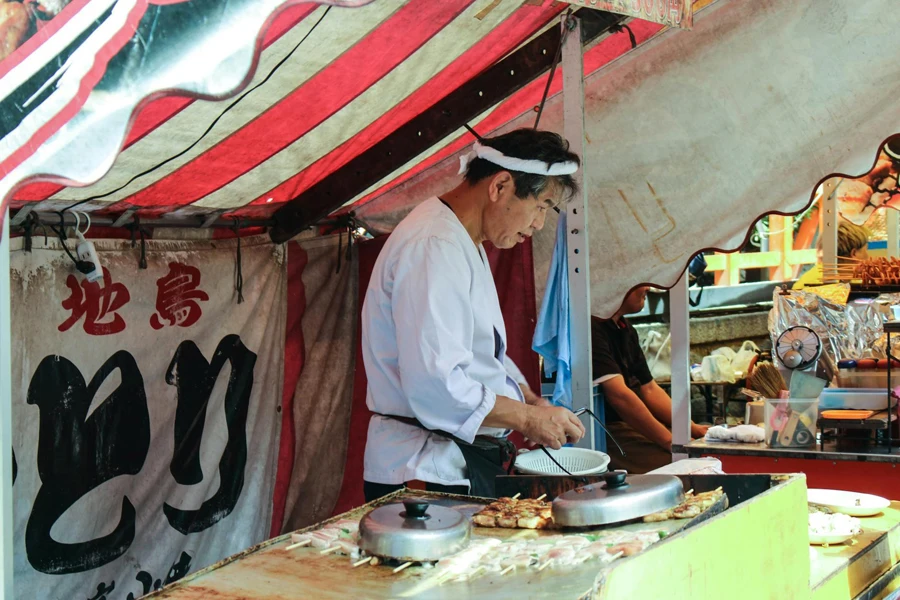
[
  {"xmin": 808, "ymin": 531, "xmax": 855, "ymax": 546},
  {"xmin": 807, "ymin": 489, "xmax": 891, "ymax": 517}
]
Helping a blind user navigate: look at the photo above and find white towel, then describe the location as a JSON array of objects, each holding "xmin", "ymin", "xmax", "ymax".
[{"xmin": 705, "ymin": 425, "xmax": 765, "ymax": 443}]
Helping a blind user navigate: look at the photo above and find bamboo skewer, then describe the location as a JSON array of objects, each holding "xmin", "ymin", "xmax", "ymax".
[
  {"xmin": 460, "ymin": 566, "xmax": 484, "ymax": 581},
  {"xmin": 511, "ymin": 493, "xmax": 521, "ymax": 500},
  {"xmin": 500, "ymin": 565, "xmax": 516, "ymax": 576},
  {"xmin": 319, "ymin": 546, "xmax": 342, "ymax": 555},
  {"xmin": 538, "ymin": 559, "xmax": 553, "ymax": 572},
  {"xmin": 352, "ymin": 556, "xmax": 372, "ymax": 567},
  {"xmin": 285, "ymin": 540, "xmax": 311, "ymax": 550},
  {"xmin": 535, "ymin": 494, "xmax": 547, "ymax": 502},
  {"xmin": 393, "ymin": 561, "xmax": 413, "ymax": 574}
]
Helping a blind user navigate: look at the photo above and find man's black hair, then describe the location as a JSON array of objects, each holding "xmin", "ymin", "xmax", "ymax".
[{"xmin": 463, "ymin": 129, "xmax": 581, "ymax": 201}]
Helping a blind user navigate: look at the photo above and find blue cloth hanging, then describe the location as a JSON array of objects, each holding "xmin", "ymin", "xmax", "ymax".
[{"xmin": 532, "ymin": 211, "xmax": 572, "ymax": 408}]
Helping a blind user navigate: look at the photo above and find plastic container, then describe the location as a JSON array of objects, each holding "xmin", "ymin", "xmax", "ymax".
[
  {"xmin": 764, "ymin": 398, "xmax": 818, "ymax": 448},
  {"xmin": 819, "ymin": 388, "xmax": 895, "ymax": 411},
  {"xmin": 836, "ymin": 370, "xmax": 889, "ymax": 389},
  {"xmin": 515, "ymin": 447, "xmax": 610, "ymax": 476}
]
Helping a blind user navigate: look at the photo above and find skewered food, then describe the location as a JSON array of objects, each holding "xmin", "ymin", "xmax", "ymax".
[
  {"xmin": 472, "ymin": 496, "xmax": 553, "ymax": 529},
  {"xmin": 642, "ymin": 488, "xmax": 724, "ymax": 523}
]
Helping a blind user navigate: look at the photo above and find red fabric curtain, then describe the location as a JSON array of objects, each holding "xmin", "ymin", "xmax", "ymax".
[{"xmin": 331, "ymin": 236, "xmax": 539, "ymax": 514}]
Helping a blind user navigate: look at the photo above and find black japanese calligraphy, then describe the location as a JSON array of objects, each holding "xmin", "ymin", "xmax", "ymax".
[
  {"xmin": 126, "ymin": 570, "xmax": 161, "ymax": 599},
  {"xmin": 164, "ymin": 335, "xmax": 256, "ymax": 534},
  {"xmin": 25, "ymin": 352, "xmax": 151, "ymax": 574},
  {"xmin": 124, "ymin": 551, "xmax": 193, "ymax": 600},
  {"xmin": 86, "ymin": 580, "xmax": 114, "ymax": 600}
]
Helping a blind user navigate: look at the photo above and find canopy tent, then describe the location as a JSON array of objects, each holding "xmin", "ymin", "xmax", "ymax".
[
  {"xmin": 3, "ymin": 0, "xmax": 897, "ymax": 317},
  {"xmin": 2, "ymin": 0, "xmax": 578, "ymax": 219},
  {"xmin": 2, "ymin": 0, "xmax": 900, "ymax": 598}
]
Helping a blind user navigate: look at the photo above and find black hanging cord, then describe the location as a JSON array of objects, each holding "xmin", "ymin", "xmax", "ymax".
[
  {"xmin": 138, "ymin": 227, "xmax": 148, "ymax": 270},
  {"xmin": 335, "ymin": 227, "xmax": 344, "ymax": 275},
  {"xmin": 126, "ymin": 215, "xmax": 149, "ymax": 269},
  {"xmin": 233, "ymin": 218, "xmax": 244, "ymax": 304},
  {"xmin": 533, "ymin": 12, "xmax": 572, "ymax": 130},
  {"xmin": 334, "ymin": 216, "xmax": 354, "ymax": 274},
  {"xmin": 58, "ymin": 6, "xmax": 333, "ymax": 213},
  {"xmin": 537, "ymin": 445, "xmax": 580, "ymax": 480},
  {"xmin": 345, "ymin": 220, "xmax": 353, "ymax": 262},
  {"xmin": 574, "ymin": 407, "xmax": 626, "ymax": 457},
  {"xmin": 463, "ymin": 123, "xmax": 485, "ymax": 142},
  {"xmin": 49, "ymin": 212, "xmax": 83, "ymax": 269},
  {"xmin": 610, "ymin": 22, "xmax": 637, "ymax": 49},
  {"xmin": 23, "ymin": 213, "xmax": 35, "ymax": 252}
]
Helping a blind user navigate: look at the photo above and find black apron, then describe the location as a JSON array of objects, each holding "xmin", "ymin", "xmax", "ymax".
[{"xmin": 376, "ymin": 413, "xmax": 516, "ymax": 499}]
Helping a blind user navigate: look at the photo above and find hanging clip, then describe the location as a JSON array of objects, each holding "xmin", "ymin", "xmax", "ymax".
[
  {"xmin": 73, "ymin": 212, "xmax": 104, "ymax": 282},
  {"xmin": 127, "ymin": 214, "xmax": 148, "ymax": 269},
  {"xmin": 23, "ymin": 213, "xmax": 35, "ymax": 252}
]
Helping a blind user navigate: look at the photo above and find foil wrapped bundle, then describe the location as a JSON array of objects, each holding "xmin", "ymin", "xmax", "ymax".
[{"xmin": 769, "ymin": 285, "xmax": 884, "ymax": 366}]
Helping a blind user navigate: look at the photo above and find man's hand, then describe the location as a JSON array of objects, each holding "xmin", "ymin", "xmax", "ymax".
[
  {"xmin": 691, "ymin": 424, "xmax": 710, "ymax": 439},
  {"xmin": 521, "ymin": 405, "xmax": 586, "ymax": 450},
  {"xmin": 519, "ymin": 384, "xmax": 551, "ymax": 407}
]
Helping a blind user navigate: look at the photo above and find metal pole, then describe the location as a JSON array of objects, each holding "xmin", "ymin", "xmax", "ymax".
[
  {"xmin": 670, "ymin": 270, "xmax": 691, "ymax": 461},
  {"xmin": 562, "ymin": 15, "xmax": 594, "ymax": 449},
  {"xmin": 820, "ymin": 180, "xmax": 840, "ymax": 267},
  {"xmin": 887, "ymin": 209, "xmax": 898, "ymax": 258},
  {"xmin": 0, "ymin": 210, "xmax": 14, "ymax": 599}
]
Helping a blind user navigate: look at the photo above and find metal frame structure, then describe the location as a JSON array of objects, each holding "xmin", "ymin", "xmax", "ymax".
[
  {"xmin": 562, "ymin": 15, "xmax": 594, "ymax": 449},
  {"xmin": 269, "ymin": 9, "xmax": 625, "ymax": 243},
  {"xmin": 670, "ymin": 272, "xmax": 691, "ymax": 461},
  {"xmin": 820, "ymin": 179, "xmax": 840, "ymax": 268},
  {"xmin": 1, "ymin": 209, "xmax": 13, "ymax": 600}
]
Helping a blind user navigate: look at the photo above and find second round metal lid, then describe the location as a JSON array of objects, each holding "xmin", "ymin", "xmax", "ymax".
[{"xmin": 552, "ymin": 470, "xmax": 684, "ymax": 527}]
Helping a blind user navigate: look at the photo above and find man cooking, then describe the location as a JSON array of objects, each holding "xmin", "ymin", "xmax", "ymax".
[
  {"xmin": 361, "ymin": 129, "xmax": 586, "ymax": 502},
  {"xmin": 593, "ymin": 286, "xmax": 709, "ymax": 474}
]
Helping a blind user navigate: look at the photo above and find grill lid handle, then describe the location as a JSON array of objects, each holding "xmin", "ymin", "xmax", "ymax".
[
  {"xmin": 603, "ymin": 470, "xmax": 628, "ymax": 489},
  {"xmin": 402, "ymin": 500, "xmax": 431, "ymax": 519}
]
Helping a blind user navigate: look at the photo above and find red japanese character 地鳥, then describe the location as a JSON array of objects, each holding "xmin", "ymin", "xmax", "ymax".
[{"xmin": 150, "ymin": 262, "xmax": 210, "ymax": 330}]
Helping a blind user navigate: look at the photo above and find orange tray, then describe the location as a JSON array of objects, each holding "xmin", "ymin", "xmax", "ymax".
[{"xmin": 820, "ymin": 410, "xmax": 876, "ymax": 420}]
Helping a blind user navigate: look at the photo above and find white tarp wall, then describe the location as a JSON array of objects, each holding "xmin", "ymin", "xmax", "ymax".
[
  {"xmin": 356, "ymin": 0, "xmax": 900, "ymax": 318},
  {"xmin": 9, "ymin": 235, "xmax": 285, "ymax": 599}
]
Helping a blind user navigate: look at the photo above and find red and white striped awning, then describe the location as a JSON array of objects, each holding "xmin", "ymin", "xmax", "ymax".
[{"xmin": 6, "ymin": 0, "xmax": 624, "ymax": 222}]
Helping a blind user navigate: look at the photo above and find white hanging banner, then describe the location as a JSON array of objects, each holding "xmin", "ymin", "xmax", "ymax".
[{"xmin": 9, "ymin": 234, "xmax": 285, "ymax": 600}]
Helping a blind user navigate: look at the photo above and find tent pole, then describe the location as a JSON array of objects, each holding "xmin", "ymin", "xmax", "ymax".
[
  {"xmin": 562, "ymin": 15, "xmax": 594, "ymax": 449},
  {"xmin": 820, "ymin": 180, "xmax": 839, "ymax": 267},
  {"xmin": 888, "ymin": 208, "xmax": 898, "ymax": 258},
  {"xmin": 0, "ymin": 210, "xmax": 13, "ymax": 600},
  {"xmin": 670, "ymin": 270, "xmax": 690, "ymax": 461}
]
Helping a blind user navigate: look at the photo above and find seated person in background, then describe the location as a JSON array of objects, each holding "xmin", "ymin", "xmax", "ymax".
[
  {"xmin": 592, "ymin": 286, "xmax": 709, "ymax": 474},
  {"xmin": 793, "ymin": 219, "xmax": 870, "ymax": 290}
]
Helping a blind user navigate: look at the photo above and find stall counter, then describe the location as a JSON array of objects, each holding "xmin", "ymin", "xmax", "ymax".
[
  {"xmin": 141, "ymin": 472, "xmax": 900, "ymax": 600},
  {"xmin": 676, "ymin": 439, "xmax": 900, "ymax": 500}
]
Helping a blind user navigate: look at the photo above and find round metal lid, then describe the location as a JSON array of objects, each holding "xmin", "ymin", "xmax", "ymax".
[
  {"xmin": 552, "ymin": 470, "xmax": 684, "ymax": 527},
  {"xmin": 358, "ymin": 500, "xmax": 471, "ymax": 562}
]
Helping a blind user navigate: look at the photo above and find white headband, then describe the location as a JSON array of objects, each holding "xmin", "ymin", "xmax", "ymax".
[{"xmin": 457, "ymin": 141, "xmax": 579, "ymax": 176}]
